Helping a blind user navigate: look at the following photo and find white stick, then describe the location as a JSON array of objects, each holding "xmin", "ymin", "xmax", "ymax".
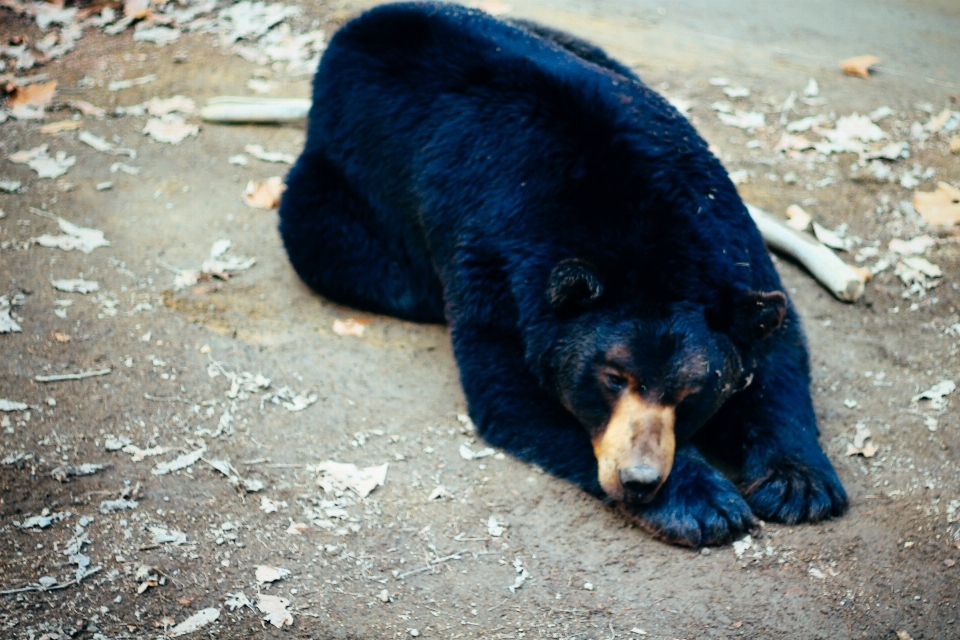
[
  {"xmin": 746, "ymin": 204, "xmax": 866, "ymax": 302},
  {"xmin": 199, "ymin": 97, "xmax": 311, "ymax": 123},
  {"xmin": 34, "ymin": 368, "xmax": 112, "ymax": 383}
]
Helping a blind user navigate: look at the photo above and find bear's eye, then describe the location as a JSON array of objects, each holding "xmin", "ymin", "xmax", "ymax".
[{"xmin": 603, "ymin": 372, "xmax": 629, "ymax": 392}]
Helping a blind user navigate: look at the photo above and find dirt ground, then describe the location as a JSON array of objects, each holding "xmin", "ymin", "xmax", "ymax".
[{"xmin": 2, "ymin": 1, "xmax": 960, "ymax": 639}]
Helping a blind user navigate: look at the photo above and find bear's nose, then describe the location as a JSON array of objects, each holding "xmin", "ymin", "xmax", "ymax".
[{"xmin": 619, "ymin": 465, "xmax": 662, "ymax": 501}]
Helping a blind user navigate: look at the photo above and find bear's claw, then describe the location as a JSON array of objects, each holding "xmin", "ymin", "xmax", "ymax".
[
  {"xmin": 741, "ymin": 456, "xmax": 848, "ymax": 524},
  {"xmin": 628, "ymin": 457, "xmax": 758, "ymax": 548}
]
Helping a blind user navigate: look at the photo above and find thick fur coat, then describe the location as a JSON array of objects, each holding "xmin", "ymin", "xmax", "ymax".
[{"xmin": 279, "ymin": 2, "xmax": 847, "ymax": 546}]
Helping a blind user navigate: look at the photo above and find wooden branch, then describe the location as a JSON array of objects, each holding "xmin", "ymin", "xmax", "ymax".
[
  {"xmin": 746, "ymin": 204, "xmax": 866, "ymax": 302},
  {"xmin": 199, "ymin": 97, "xmax": 311, "ymax": 123}
]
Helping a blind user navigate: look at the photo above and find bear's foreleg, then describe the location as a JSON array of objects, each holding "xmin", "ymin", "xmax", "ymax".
[
  {"xmin": 626, "ymin": 444, "xmax": 758, "ymax": 547},
  {"xmin": 724, "ymin": 345, "xmax": 848, "ymax": 524},
  {"xmin": 450, "ymin": 321, "xmax": 603, "ymax": 495}
]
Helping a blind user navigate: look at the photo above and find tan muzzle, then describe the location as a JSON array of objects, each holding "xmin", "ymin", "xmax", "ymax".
[{"xmin": 592, "ymin": 391, "xmax": 676, "ymax": 502}]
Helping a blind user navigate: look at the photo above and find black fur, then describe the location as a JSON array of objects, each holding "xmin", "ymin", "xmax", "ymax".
[{"xmin": 279, "ymin": 2, "xmax": 847, "ymax": 547}]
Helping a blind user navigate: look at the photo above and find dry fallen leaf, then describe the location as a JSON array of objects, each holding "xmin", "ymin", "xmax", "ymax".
[
  {"xmin": 143, "ymin": 115, "xmax": 199, "ymax": 145},
  {"xmin": 950, "ymin": 135, "xmax": 960, "ymax": 154},
  {"xmin": 242, "ymin": 176, "xmax": 284, "ymax": 209},
  {"xmin": 913, "ymin": 182, "xmax": 960, "ymax": 227},
  {"xmin": 785, "ymin": 204, "xmax": 812, "ymax": 231},
  {"xmin": 255, "ymin": 565, "xmax": 290, "ymax": 585},
  {"xmin": 40, "ymin": 120, "xmax": 82, "ymax": 134},
  {"xmin": 7, "ymin": 80, "xmax": 57, "ymax": 109},
  {"xmin": 51, "ymin": 332, "xmax": 71, "ymax": 342},
  {"xmin": 896, "ymin": 632, "xmax": 913, "ymax": 640},
  {"xmin": 332, "ymin": 317, "xmax": 370, "ymax": 337},
  {"xmin": 256, "ymin": 594, "xmax": 293, "ymax": 628},
  {"xmin": 285, "ymin": 521, "xmax": 309, "ymax": 535},
  {"xmin": 839, "ymin": 55, "xmax": 880, "ymax": 79}
]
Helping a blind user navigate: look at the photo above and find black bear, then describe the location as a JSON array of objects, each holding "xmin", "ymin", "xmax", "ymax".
[{"xmin": 279, "ymin": 2, "xmax": 847, "ymax": 546}]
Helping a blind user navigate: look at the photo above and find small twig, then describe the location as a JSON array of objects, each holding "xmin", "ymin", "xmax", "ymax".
[
  {"xmin": 241, "ymin": 458, "xmax": 269, "ymax": 465},
  {"xmin": 396, "ymin": 565, "xmax": 433, "ymax": 580},
  {"xmin": 144, "ymin": 394, "xmax": 192, "ymax": 403},
  {"xmin": 488, "ymin": 597, "xmax": 510, "ymax": 612},
  {"xmin": 28, "ymin": 206, "xmax": 58, "ymax": 221},
  {"xmin": 0, "ymin": 567, "xmax": 102, "ymax": 596},
  {"xmin": 35, "ymin": 369, "xmax": 111, "ymax": 383},
  {"xmin": 431, "ymin": 549, "xmax": 467, "ymax": 564}
]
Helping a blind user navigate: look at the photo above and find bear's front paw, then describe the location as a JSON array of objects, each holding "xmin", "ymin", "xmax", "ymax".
[
  {"xmin": 628, "ymin": 463, "xmax": 758, "ymax": 548},
  {"xmin": 742, "ymin": 456, "xmax": 848, "ymax": 524}
]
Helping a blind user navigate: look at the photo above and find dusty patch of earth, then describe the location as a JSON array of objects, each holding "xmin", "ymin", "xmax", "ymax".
[{"xmin": 2, "ymin": 1, "xmax": 959, "ymax": 639}]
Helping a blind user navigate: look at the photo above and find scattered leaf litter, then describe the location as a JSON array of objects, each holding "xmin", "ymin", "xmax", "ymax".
[
  {"xmin": 244, "ymin": 144, "xmax": 294, "ymax": 164},
  {"xmin": 260, "ymin": 496, "xmax": 287, "ymax": 513},
  {"xmin": 133, "ymin": 25, "xmax": 182, "ymax": 46},
  {"xmin": 33, "ymin": 214, "xmax": 110, "ymax": 253},
  {"xmin": 51, "ymin": 463, "xmax": 104, "ymax": 482},
  {"xmin": 508, "ymin": 557, "xmax": 530, "ymax": 593},
  {"xmin": 812, "ymin": 222, "xmax": 851, "ymax": 251},
  {"xmin": 99, "ymin": 499, "xmax": 138, "ymax": 514},
  {"xmin": 143, "ymin": 115, "xmax": 199, "ymax": 144},
  {"xmin": 172, "ymin": 238, "xmax": 257, "ymax": 288},
  {"xmin": 169, "ymin": 608, "xmax": 220, "ymax": 638},
  {"xmin": 203, "ymin": 458, "xmax": 264, "ymax": 492},
  {"xmin": 459, "ymin": 443, "xmax": 495, "ymax": 460},
  {"xmin": 15, "ymin": 512, "xmax": 68, "ymax": 529},
  {"xmin": 286, "ymin": 520, "xmax": 310, "ymax": 535},
  {"xmin": 8, "ymin": 144, "xmax": 76, "ymax": 178},
  {"xmin": 487, "ymin": 516, "xmax": 505, "ymax": 537},
  {"xmin": 108, "ymin": 74, "xmax": 157, "ymax": 91},
  {"xmin": 845, "ymin": 423, "xmax": 877, "ymax": 457},
  {"xmin": 332, "ymin": 318, "xmax": 370, "ymax": 337},
  {"xmin": 717, "ymin": 110, "xmax": 765, "ymax": 130},
  {"xmin": 0, "ymin": 399, "xmax": 29, "ymax": 411},
  {"xmin": 152, "ymin": 446, "xmax": 206, "ymax": 475},
  {"xmin": 225, "ymin": 591, "xmax": 253, "ymax": 611},
  {"xmin": 895, "ymin": 257, "xmax": 942, "ymax": 290},
  {"xmin": 255, "ymin": 565, "xmax": 290, "ymax": 585},
  {"xmin": 785, "ymin": 204, "xmax": 812, "ymax": 231},
  {"xmin": 218, "ymin": 1, "xmax": 301, "ymax": 43},
  {"xmin": 149, "ymin": 526, "xmax": 188, "ymax": 545},
  {"xmin": 6, "ymin": 79, "xmax": 57, "ymax": 119},
  {"xmin": 913, "ymin": 182, "xmax": 960, "ymax": 228},
  {"xmin": 0, "ymin": 296, "xmax": 22, "ymax": 333},
  {"xmin": 889, "ymin": 236, "xmax": 935, "ymax": 255},
  {"xmin": 912, "ymin": 381, "xmax": 956, "ymax": 412},
  {"xmin": 839, "ymin": 55, "xmax": 880, "ymax": 78},
  {"xmin": 257, "ymin": 594, "xmax": 294, "ymax": 628},
  {"xmin": 732, "ymin": 535, "xmax": 754, "ymax": 558},
  {"xmin": 146, "ymin": 95, "xmax": 196, "ymax": 116},
  {"xmin": 266, "ymin": 386, "xmax": 318, "ymax": 412},
  {"xmin": 242, "ymin": 175, "xmax": 284, "ymax": 209},
  {"xmin": 51, "ymin": 279, "xmax": 99, "ymax": 294},
  {"xmin": 314, "ymin": 460, "xmax": 388, "ymax": 498}
]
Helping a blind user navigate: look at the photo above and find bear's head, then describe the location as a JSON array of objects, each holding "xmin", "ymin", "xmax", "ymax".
[{"xmin": 545, "ymin": 258, "xmax": 786, "ymax": 504}]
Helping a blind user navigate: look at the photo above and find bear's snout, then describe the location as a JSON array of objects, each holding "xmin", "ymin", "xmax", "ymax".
[
  {"xmin": 618, "ymin": 465, "xmax": 662, "ymax": 503},
  {"xmin": 592, "ymin": 392, "xmax": 676, "ymax": 502}
]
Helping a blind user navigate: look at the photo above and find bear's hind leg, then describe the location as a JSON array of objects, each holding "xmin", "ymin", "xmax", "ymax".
[{"xmin": 278, "ymin": 152, "xmax": 445, "ymax": 323}]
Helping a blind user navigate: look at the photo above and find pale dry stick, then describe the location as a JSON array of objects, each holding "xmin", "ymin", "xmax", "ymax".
[
  {"xmin": 0, "ymin": 567, "xmax": 102, "ymax": 596},
  {"xmin": 35, "ymin": 368, "xmax": 111, "ymax": 382},
  {"xmin": 200, "ymin": 96, "xmax": 311, "ymax": 123},
  {"xmin": 746, "ymin": 204, "xmax": 867, "ymax": 302}
]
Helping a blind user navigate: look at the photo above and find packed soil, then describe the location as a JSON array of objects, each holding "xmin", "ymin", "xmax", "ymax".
[{"xmin": 1, "ymin": 1, "xmax": 959, "ymax": 639}]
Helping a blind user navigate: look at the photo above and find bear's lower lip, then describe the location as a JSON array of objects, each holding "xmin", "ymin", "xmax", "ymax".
[{"xmin": 624, "ymin": 489, "xmax": 659, "ymax": 505}]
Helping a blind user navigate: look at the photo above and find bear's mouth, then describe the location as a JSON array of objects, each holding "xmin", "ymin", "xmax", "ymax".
[{"xmin": 592, "ymin": 392, "xmax": 676, "ymax": 503}]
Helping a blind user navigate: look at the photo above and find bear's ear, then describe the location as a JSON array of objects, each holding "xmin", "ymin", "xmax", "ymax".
[
  {"xmin": 547, "ymin": 259, "xmax": 604, "ymax": 312},
  {"xmin": 729, "ymin": 290, "xmax": 787, "ymax": 343}
]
